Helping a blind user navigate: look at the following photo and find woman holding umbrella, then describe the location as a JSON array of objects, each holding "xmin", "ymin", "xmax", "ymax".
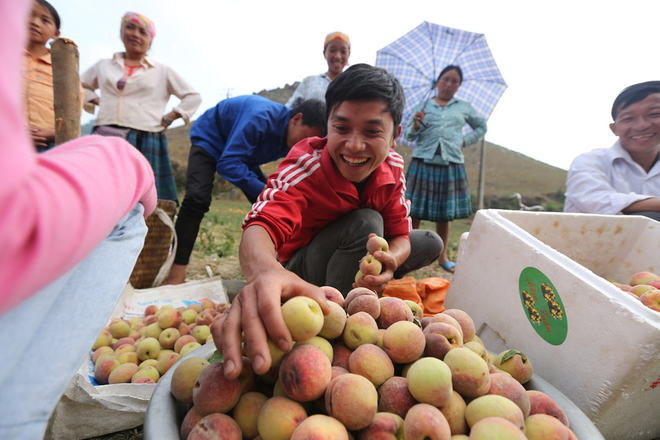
[
  {"xmin": 81, "ymin": 12, "xmax": 201, "ymax": 202},
  {"xmin": 403, "ymin": 65, "xmax": 487, "ymax": 273}
]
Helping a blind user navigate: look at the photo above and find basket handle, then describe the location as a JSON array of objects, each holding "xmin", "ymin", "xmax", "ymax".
[{"xmin": 150, "ymin": 207, "xmax": 178, "ymax": 287}]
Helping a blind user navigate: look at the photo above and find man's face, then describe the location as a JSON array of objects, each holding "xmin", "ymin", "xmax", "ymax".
[
  {"xmin": 610, "ymin": 93, "xmax": 660, "ymax": 156},
  {"xmin": 326, "ymin": 100, "xmax": 401, "ymax": 183}
]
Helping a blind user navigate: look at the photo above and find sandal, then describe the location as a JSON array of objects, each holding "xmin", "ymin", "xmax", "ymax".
[{"xmin": 440, "ymin": 261, "xmax": 456, "ymax": 273}]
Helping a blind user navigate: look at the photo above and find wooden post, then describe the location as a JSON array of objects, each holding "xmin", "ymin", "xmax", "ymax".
[
  {"xmin": 477, "ymin": 138, "xmax": 486, "ymax": 210},
  {"xmin": 51, "ymin": 38, "xmax": 81, "ymax": 145}
]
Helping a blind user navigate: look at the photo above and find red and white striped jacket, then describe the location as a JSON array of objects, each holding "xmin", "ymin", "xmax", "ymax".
[{"xmin": 243, "ymin": 137, "xmax": 411, "ymax": 263}]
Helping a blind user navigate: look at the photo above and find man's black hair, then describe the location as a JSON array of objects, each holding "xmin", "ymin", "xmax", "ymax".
[
  {"xmin": 291, "ymin": 99, "xmax": 327, "ymax": 137},
  {"xmin": 612, "ymin": 81, "xmax": 660, "ymax": 120},
  {"xmin": 36, "ymin": 0, "xmax": 61, "ymax": 30},
  {"xmin": 325, "ymin": 63, "xmax": 405, "ymax": 137}
]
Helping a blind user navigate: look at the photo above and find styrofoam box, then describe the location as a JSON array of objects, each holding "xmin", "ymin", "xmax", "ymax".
[{"xmin": 445, "ymin": 209, "xmax": 660, "ymax": 440}]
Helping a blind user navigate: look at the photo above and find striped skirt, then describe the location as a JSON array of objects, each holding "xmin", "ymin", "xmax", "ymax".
[
  {"xmin": 405, "ymin": 158, "xmax": 472, "ymax": 222},
  {"xmin": 95, "ymin": 126, "xmax": 178, "ymax": 202}
]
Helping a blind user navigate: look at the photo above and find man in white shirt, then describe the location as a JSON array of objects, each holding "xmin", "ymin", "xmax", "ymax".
[{"xmin": 564, "ymin": 81, "xmax": 660, "ymax": 221}]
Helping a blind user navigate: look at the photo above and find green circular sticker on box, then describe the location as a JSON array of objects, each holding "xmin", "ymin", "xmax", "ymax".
[{"xmin": 519, "ymin": 267, "xmax": 567, "ymax": 345}]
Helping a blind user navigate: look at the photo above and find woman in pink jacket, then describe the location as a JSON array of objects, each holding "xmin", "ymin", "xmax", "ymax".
[{"xmin": 0, "ymin": 1, "xmax": 157, "ymax": 438}]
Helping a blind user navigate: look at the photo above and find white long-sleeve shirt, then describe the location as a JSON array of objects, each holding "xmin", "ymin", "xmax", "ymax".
[
  {"xmin": 564, "ymin": 140, "xmax": 660, "ymax": 214},
  {"xmin": 81, "ymin": 53, "xmax": 201, "ymax": 132}
]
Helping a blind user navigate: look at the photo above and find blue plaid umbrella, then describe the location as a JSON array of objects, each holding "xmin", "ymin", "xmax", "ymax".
[{"xmin": 375, "ymin": 21, "xmax": 507, "ymax": 145}]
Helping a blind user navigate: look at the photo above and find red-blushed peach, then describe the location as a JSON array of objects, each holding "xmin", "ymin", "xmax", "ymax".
[
  {"xmin": 487, "ymin": 372, "xmax": 531, "ymax": 417},
  {"xmin": 178, "ymin": 322, "xmax": 191, "ymax": 336},
  {"xmin": 108, "ymin": 363, "xmax": 139, "ymax": 384},
  {"xmin": 158, "ymin": 308, "xmax": 183, "ymax": 329},
  {"xmin": 144, "ymin": 304, "xmax": 159, "ymax": 316},
  {"xmin": 131, "ymin": 365, "xmax": 160, "ymax": 383},
  {"xmin": 429, "ymin": 313, "xmax": 463, "ymax": 338},
  {"xmin": 291, "ymin": 414, "xmax": 349, "ymax": 440},
  {"xmin": 193, "ymin": 362, "xmax": 241, "ymax": 415},
  {"xmin": 188, "ymin": 413, "xmax": 242, "ymax": 440},
  {"xmin": 332, "ymin": 342, "xmax": 353, "ymax": 370},
  {"xmin": 113, "ymin": 337, "xmax": 136, "ymax": 350},
  {"xmin": 319, "ymin": 301, "xmax": 348, "ymax": 340},
  {"xmin": 360, "ymin": 253, "xmax": 383, "ymax": 277},
  {"xmin": 143, "ymin": 314, "xmax": 158, "ymax": 326},
  {"xmin": 629, "ymin": 284, "xmax": 658, "ymax": 298},
  {"xmin": 344, "ymin": 288, "xmax": 381, "ymax": 320},
  {"xmin": 525, "ymin": 414, "xmax": 570, "ymax": 440},
  {"xmin": 420, "ymin": 316, "xmax": 434, "ymax": 330},
  {"xmin": 201, "ymin": 299, "xmax": 216, "ymax": 311},
  {"xmin": 331, "ymin": 365, "xmax": 349, "ymax": 379},
  {"xmin": 377, "ymin": 297, "xmax": 414, "ymax": 329},
  {"xmin": 170, "ymin": 357, "xmax": 211, "ymax": 403},
  {"xmin": 321, "ymin": 285, "xmax": 345, "ymax": 307},
  {"xmin": 187, "ymin": 303, "xmax": 202, "ymax": 313},
  {"xmin": 118, "ymin": 351, "xmax": 139, "ymax": 365},
  {"xmin": 439, "ymin": 390, "xmax": 468, "ymax": 436},
  {"xmin": 114, "ymin": 344, "xmax": 136, "ymax": 358},
  {"xmin": 342, "ymin": 311, "xmax": 379, "ymax": 350},
  {"xmin": 377, "ymin": 376, "xmax": 418, "ymax": 419},
  {"xmin": 406, "ymin": 357, "xmax": 453, "ymax": 407},
  {"xmin": 348, "ymin": 343, "xmax": 394, "ymax": 387},
  {"xmin": 158, "ymin": 327, "xmax": 181, "ymax": 349},
  {"xmin": 357, "ymin": 412, "xmax": 404, "ymax": 440},
  {"xmin": 233, "ymin": 392, "xmax": 269, "ymax": 440},
  {"xmin": 279, "ymin": 345, "xmax": 332, "ymax": 402},
  {"xmin": 257, "ymin": 397, "xmax": 308, "ymax": 440},
  {"xmin": 180, "ymin": 405, "xmax": 204, "ymax": 440},
  {"xmin": 296, "ymin": 336, "xmax": 334, "ymax": 363},
  {"xmin": 281, "ymin": 296, "xmax": 325, "ymax": 342},
  {"xmin": 527, "ymin": 390, "xmax": 569, "ymax": 427},
  {"xmin": 404, "ymin": 300, "xmax": 424, "ymax": 322},
  {"xmin": 136, "ymin": 337, "xmax": 161, "ymax": 361},
  {"xmin": 464, "ymin": 395, "xmax": 525, "ymax": 431},
  {"xmin": 444, "ymin": 347, "xmax": 491, "ymax": 398},
  {"xmin": 174, "ymin": 335, "xmax": 198, "ymax": 353},
  {"xmin": 156, "ymin": 352, "xmax": 181, "ymax": 376},
  {"xmin": 403, "ymin": 403, "xmax": 451, "ymax": 440},
  {"xmin": 441, "ymin": 309, "xmax": 475, "ymax": 342},
  {"xmin": 463, "ymin": 340, "xmax": 490, "ymax": 368},
  {"xmin": 138, "ymin": 359, "xmax": 158, "ymax": 370},
  {"xmin": 382, "ymin": 321, "xmax": 426, "ymax": 364},
  {"xmin": 423, "ymin": 322, "xmax": 463, "ymax": 360},
  {"xmin": 629, "ymin": 271, "xmax": 660, "ymax": 286},
  {"xmin": 92, "ymin": 346, "xmax": 114, "ymax": 364},
  {"xmin": 132, "ymin": 376, "xmax": 156, "ymax": 384},
  {"xmin": 94, "ymin": 358, "xmax": 120, "ymax": 385},
  {"xmin": 325, "ymin": 373, "xmax": 378, "ymax": 431},
  {"xmin": 195, "ymin": 311, "xmax": 215, "ymax": 327},
  {"xmin": 468, "ymin": 417, "xmax": 527, "ymax": 439},
  {"xmin": 494, "ymin": 349, "xmax": 533, "ymax": 385},
  {"xmin": 640, "ymin": 289, "xmax": 660, "ymax": 312},
  {"xmin": 366, "ymin": 235, "xmax": 389, "ymax": 255}
]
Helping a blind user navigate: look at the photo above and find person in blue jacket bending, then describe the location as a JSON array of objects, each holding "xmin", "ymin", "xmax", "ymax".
[{"xmin": 166, "ymin": 95, "xmax": 326, "ymax": 284}]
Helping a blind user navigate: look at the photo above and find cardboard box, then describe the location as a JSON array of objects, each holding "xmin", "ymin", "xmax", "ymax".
[{"xmin": 445, "ymin": 210, "xmax": 660, "ymax": 440}]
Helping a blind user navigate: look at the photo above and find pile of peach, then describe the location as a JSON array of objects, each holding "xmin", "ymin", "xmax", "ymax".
[
  {"xmin": 89, "ymin": 300, "xmax": 228, "ymax": 385},
  {"xmin": 611, "ymin": 271, "xmax": 660, "ymax": 312},
  {"xmin": 171, "ymin": 288, "xmax": 580, "ymax": 440}
]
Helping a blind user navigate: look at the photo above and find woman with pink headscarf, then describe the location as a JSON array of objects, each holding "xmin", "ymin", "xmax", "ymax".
[{"xmin": 81, "ymin": 12, "xmax": 201, "ymax": 202}]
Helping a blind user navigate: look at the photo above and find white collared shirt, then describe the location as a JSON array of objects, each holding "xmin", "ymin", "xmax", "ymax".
[
  {"xmin": 564, "ymin": 140, "xmax": 660, "ymax": 214},
  {"xmin": 81, "ymin": 53, "xmax": 201, "ymax": 132}
]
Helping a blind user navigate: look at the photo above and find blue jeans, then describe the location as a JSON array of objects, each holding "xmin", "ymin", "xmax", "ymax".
[{"xmin": 0, "ymin": 204, "xmax": 148, "ymax": 439}]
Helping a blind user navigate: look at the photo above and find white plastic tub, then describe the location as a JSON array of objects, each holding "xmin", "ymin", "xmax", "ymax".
[{"xmin": 446, "ymin": 210, "xmax": 660, "ymax": 440}]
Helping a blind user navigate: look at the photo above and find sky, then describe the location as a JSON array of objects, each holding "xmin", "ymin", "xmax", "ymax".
[{"xmin": 50, "ymin": 0, "xmax": 658, "ymax": 171}]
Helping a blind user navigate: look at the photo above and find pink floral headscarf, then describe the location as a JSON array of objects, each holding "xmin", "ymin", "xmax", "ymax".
[{"xmin": 121, "ymin": 12, "xmax": 155, "ymax": 40}]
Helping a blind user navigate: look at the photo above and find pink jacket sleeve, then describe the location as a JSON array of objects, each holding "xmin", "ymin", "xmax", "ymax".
[{"xmin": 0, "ymin": 0, "xmax": 157, "ymax": 314}]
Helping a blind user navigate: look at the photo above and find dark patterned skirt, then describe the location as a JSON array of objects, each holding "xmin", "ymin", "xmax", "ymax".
[
  {"xmin": 94, "ymin": 126, "xmax": 178, "ymax": 202},
  {"xmin": 405, "ymin": 158, "xmax": 472, "ymax": 222}
]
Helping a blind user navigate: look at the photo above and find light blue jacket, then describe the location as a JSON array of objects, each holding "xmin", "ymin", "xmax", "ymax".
[{"xmin": 404, "ymin": 97, "xmax": 487, "ymax": 164}]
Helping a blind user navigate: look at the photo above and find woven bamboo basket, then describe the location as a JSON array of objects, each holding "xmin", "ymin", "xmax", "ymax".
[{"xmin": 129, "ymin": 200, "xmax": 177, "ymax": 289}]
